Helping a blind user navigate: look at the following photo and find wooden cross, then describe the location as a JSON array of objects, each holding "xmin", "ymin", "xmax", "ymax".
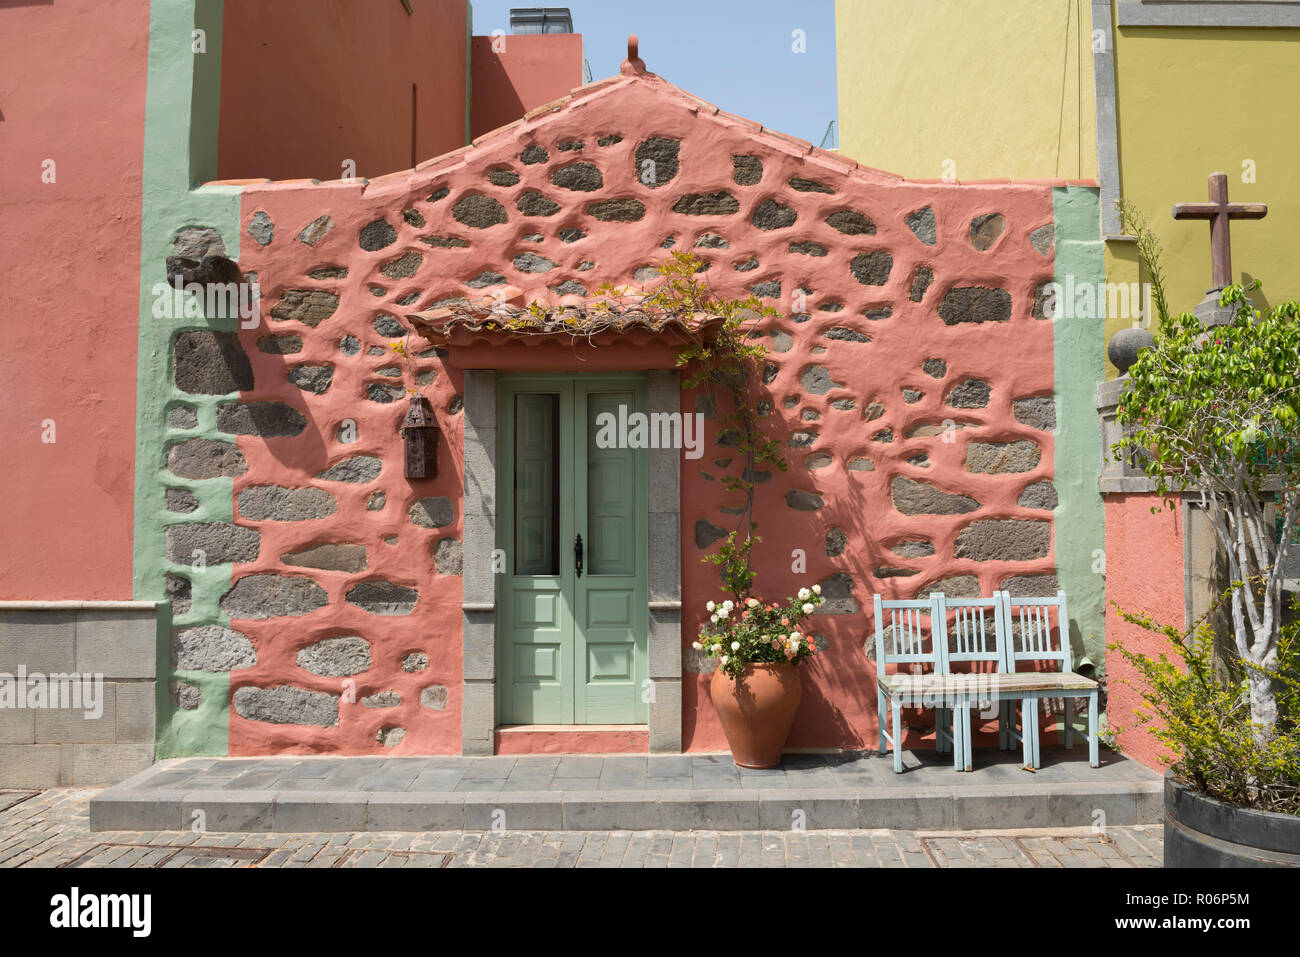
[{"xmin": 1172, "ymin": 172, "xmax": 1267, "ymax": 290}]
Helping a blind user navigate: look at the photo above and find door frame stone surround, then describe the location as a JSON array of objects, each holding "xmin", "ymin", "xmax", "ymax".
[{"xmin": 460, "ymin": 369, "xmax": 682, "ymax": 755}]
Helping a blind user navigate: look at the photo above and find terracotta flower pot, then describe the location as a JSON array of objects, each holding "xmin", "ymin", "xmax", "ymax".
[{"xmin": 710, "ymin": 661, "xmax": 802, "ymax": 768}]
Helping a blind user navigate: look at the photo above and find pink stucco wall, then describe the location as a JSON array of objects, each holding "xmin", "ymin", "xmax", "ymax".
[
  {"xmin": 0, "ymin": 0, "xmax": 148, "ymax": 600},
  {"xmin": 221, "ymin": 68, "xmax": 1063, "ymax": 755},
  {"xmin": 1103, "ymin": 493, "xmax": 1185, "ymax": 770},
  {"xmin": 470, "ymin": 34, "xmax": 585, "ymax": 140},
  {"xmin": 218, "ymin": 0, "xmax": 470, "ymax": 183}
]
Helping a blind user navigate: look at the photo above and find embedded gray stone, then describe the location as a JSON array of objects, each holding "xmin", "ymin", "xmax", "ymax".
[
  {"xmin": 864, "ymin": 306, "xmax": 892, "ymax": 320},
  {"xmin": 366, "ymin": 492, "xmax": 386, "ymax": 511},
  {"xmin": 514, "ymin": 252, "xmax": 558, "ymax": 273},
  {"xmin": 805, "ymin": 452, "xmax": 832, "ymax": 470},
  {"xmin": 221, "ymin": 574, "xmax": 328, "ymax": 619},
  {"xmin": 939, "ymin": 286, "xmax": 1012, "ymax": 325},
  {"xmin": 909, "ymin": 266, "xmax": 934, "ymax": 302},
  {"xmin": 905, "ymin": 207, "xmax": 937, "ymax": 246},
  {"xmin": 410, "ymin": 497, "xmax": 454, "ymax": 529},
  {"xmin": 969, "ymin": 213, "xmax": 1005, "ymax": 251},
  {"xmin": 402, "ymin": 653, "xmax": 428, "ymax": 673},
  {"xmin": 359, "ymin": 219, "xmax": 397, "ymax": 251},
  {"xmin": 695, "ymin": 233, "xmax": 729, "ymax": 248},
  {"xmin": 521, "ymin": 145, "xmax": 549, "ymax": 165},
  {"xmin": 420, "ymin": 235, "xmax": 470, "ymax": 249},
  {"xmin": 270, "ymin": 289, "xmax": 340, "ymax": 327},
  {"xmin": 752, "ymin": 280, "xmax": 782, "ymax": 299},
  {"xmin": 1013, "ymin": 396, "xmax": 1057, "ymax": 431},
  {"xmin": 598, "ymin": 135, "xmax": 622, "ymax": 147},
  {"xmin": 826, "ymin": 210, "xmax": 875, "ymax": 235},
  {"xmin": 965, "ymin": 440, "xmax": 1041, "ymax": 474},
  {"xmin": 903, "ymin": 389, "xmax": 924, "ymax": 404},
  {"xmin": 217, "ymin": 401, "xmax": 308, "ymax": 437},
  {"xmin": 380, "ymin": 251, "xmax": 423, "ymax": 279},
  {"xmin": 825, "ymin": 528, "xmax": 847, "ymax": 557},
  {"xmin": 732, "ymin": 154, "xmax": 763, "ymax": 185},
  {"xmin": 174, "ymin": 226, "xmax": 226, "ymax": 259},
  {"xmin": 339, "ymin": 335, "xmax": 361, "ymax": 356},
  {"xmin": 377, "ymin": 727, "xmax": 406, "ymax": 747},
  {"xmin": 171, "ymin": 681, "xmax": 202, "ymax": 710},
  {"xmin": 248, "ymin": 211, "xmax": 274, "ymax": 246},
  {"xmin": 864, "ymin": 402, "xmax": 886, "ymax": 422},
  {"xmin": 1017, "ymin": 481, "xmax": 1059, "ymax": 510},
  {"xmin": 751, "ymin": 198, "xmax": 796, "ymax": 229},
  {"xmin": 635, "ymin": 137, "xmax": 680, "ymax": 187},
  {"xmin": 788, "ymin": 431, "xmax": 818, "ymax": 447},
  {"xmin": 282, "ymin": 543, "xmax": 368, "ymax": 573},
  {"xmin": 872, "ymin": 429, "xmax": 894, "ymax": 444},
  {"xmin": 487, "ymin": 168, "xmax": 520, "ymax": 186},
  {"xmin": 308, "ymin": 265, "xmax": 347, "ymax": 280},
  {"xmin": 296, "ymin": 636, "xmax": 371, "ymax": 677},
  {"xmin": 453, "ymin": 194, "xmax": 508, "ymax": 228},
  {"xmin": 467, "ymin": 271, "xmax": 506, "ymax": 289},
  {"xmin": 169, "ymin": 405, "xmax": 198, "ymax": 430},
  {"xmin": 786, "ymin": 489, "xmax": 824, "ymax": 511},
  {"xmin": 515, "ymin": 191, "xmax": 559, "ymax": 218},
  {"xmin": 891, "ymin": 476, "xmax": 980, "ymax": 515},
  {"xmin": 258, "ymin": 334, "xmax": 303, "ymax": 355},
  {"xmin": 588, "ymin": 198, "xmax": 645, "ymax": 221},
  {"xmin": 172, "ymin": 625, "xmax": 257, "ymax": 671},
  {"xmin": 918, "ymin": 575, "xmax": 981, "ymax": 599},
  {"xmin": 287, "ymin": 365, "xmax": 334, "ymax": 394},
  {"xmin": 420, "ymin": 686, "xmax": 449, "ymax": 710},
  {"xmin": 801, "ymin": 365, "xmax": 844, "ymax": 395},
  {"xmin": 1029, "ymin": 224, "xmax": 1054, "ymax": 256},
  {"xmin": 166, "ymin": 438, "xmax": 247, "ymax": 479},
  {"xmin": 1032, "ymin": 282, "xmax": 1056, "ymax": 319},
  {"xmin": 847, "ymin": 457, "xmax": 874, "ymax": 471},
  {"xmin": 1002, "ymin": 573, "xmax": 1060, "ymax": 597},
  {"xmin": 850, "ymin": 251, "xmax": 893, "ymax": 285},
  {"xmin": 165, "ymin": 522, "xmax": 260, "ymax": 564},
  {"xmin": 373, "ymin": 314, "xmax": 406, "ymax": 337},
  {"xmin": 817, "ymin": 572, "xmax": 858, "ymax": 615},
  {"xmin": 824, "ymin": 327, "xmax": 870, "ymax": 343},
  {"xmin": 734, "ymin": 257, "xmax": 759, "ymax": 272},
  {"xmin": 165, "ymin": 573, "xmax": 191, "ymax": 615},
  {"xmin": 173, "ymin": 331, "xmax": 254, "ymax": 395},
  {"xmin": 922, "ymin": 358, "xmax": 947, "ymax": 379},
  {"xmin": 789, "ymin": 177, "xmax": 834, "ymax": 194},
  {"xmin": 346, "ymin": 580, "xmax": 418, "ymax": 615},
  {"xmin": 552, "ymin": 162, "xmax": 603, "ymax": 191},
  {"xmin": 634, "ymin": 266, "xmax": 661, "ymax": 283},
  {"xmin": 367, "ymin": 383, "xmax": 404, "ymax": 404},
  {"xmin": 316, "ymin": 456, "xmax": 382, "ymax": 483},
  {"xmin": 695, "ymin": 520, "xmax": 727, "ymax": 548},
  {"xmin": 233, "ymin": 685, "xmax": 338, "ymax": 726},
  {"xmin": 946, "ymin": 379, "xmax": 991, "ymax": 409},
  {"xmin": 954, "ymin": 520, "xmax": 1051, "ymax": 562},
  {"xmin": 891, "ymin": 540, "xmax": 935, "ymax": 558},
  {"xmin": 676, "ymin": 192, "xmax": 741, "ymax": 216},
  {"xmin": 363, "ymin": 692, "xmax": 401, "ymax": 708},
  {"xmin": 789, "ymin": 240, "xmax": 828, "ymax": 257},
  {"xmin": 435, "ymin": 538, "xmax": 463, "ymax": 576},
  {"xmin": 237, "ymin": 485, "xmax": 337, "ymax": 522},
  {"xmin": 165, "ymin": 488, "xmax": 199, "ymax": 514},
  {"xmin": 551, "ymin": 280, "xmax": 588, "ymax": 296},
  {"xmin": 300, "ymin": 215, "xmax": 333, "ymax": 246}
]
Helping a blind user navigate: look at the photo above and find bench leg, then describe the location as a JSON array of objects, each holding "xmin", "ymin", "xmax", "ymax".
[
  {"xmin": 1064, "ymin": 696, "xmax": 1074, "ymax": 750},
  {"xmin": 961, "ymin": 701, "xmax": 973, "ymax": 772},
  {"xmin": 1031, "ymin": 700, "xmax": 1043, "ymax": 770},
  {"xmin": 1088, "ymin": 690, "xmax": 1099, "ymax": 768},
  {"xmin": 878, "ymin": 688, "xmax": 887, "ymax": 755},
  {"xmin": 892, "ymin": 696, "xmax": 904, "ymax": 774},
  {"xmin": 1021, "ymin": 698, "xmax": 1036, "ymax": 769},
  {"xmin": 998, "ymin": 699, "xmax": 1009, "ymax": 751}
]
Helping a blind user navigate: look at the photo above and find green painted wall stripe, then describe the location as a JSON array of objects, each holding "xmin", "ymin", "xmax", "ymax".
[
  {"xmin": 1052, "ymin": 186, "xmax": 1107, "ymax": 676},
  {"xmin": 135, "ymin": 0, "xmax": 242, "ymax": 757}
]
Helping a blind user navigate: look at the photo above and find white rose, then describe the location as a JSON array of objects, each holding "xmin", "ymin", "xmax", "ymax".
[
  {"xmin": 812, "ymin": 584, "xmax": 822, "ymax": 595},
  {"xmin": 746, "ymin": 597, "xmax": 759, "ymax": 608},
  {"xmin": 723, "ymin": 600, "xmax": 734, "ymax": 611},
  {"xmin": 710, "ymin": 614, "xmax": 719, "ymax": 624},
  {"xmin": 790, "ymin": 641, "xmax": 800, "ymax": 652},
  {"xmin": 717, "ymin": 607, "xmax": 729, "ymax": 619},
  {"xmin": 789, "ymin": 633, "xmax": 800, "ymax": 642},
  {"xmin": 802, "ymin": 603, "xmax": 814, "ymax": 615},
  {"xmin": 731, "ymin": 641, "xmax": 740, "ymax": 652},
  {"xmin": 692, "ymin": 641, "xmax": 702, "ymax": 650},
  {"xmin": 712, "ymin": 644, "xmax": 723, "ymax": 654},
  {"xmin": 707, "ymin": 600, "xmax": 715, "ymax": 612},
  {"xmin": 720, "ymin": 655, "xmax": 729, "ymax": 666},
  {"xmin": 798, "ymin": 588, "xmax": 811, "ymax": 600}
]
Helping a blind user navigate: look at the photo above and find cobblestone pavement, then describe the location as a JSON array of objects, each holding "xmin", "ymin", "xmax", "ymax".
[{"xmin": 0, "ymin": 788, "xmax": 1164, "ymax": 868}]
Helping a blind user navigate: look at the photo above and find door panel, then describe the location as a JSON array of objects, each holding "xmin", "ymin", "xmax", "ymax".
[{"xmin": 497, "ymin": 376, "xmax": 648, "ymax": 727}]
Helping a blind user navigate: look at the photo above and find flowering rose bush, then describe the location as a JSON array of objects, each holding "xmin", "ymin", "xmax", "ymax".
[{"xmin": 694, "ymin": 585, "xmax": 825, "ymax": 679}]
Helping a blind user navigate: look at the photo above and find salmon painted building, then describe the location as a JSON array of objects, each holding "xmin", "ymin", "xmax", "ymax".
[{"xmin": 3, "ymin": 0, "xmax": 1110, "ymax": 781}]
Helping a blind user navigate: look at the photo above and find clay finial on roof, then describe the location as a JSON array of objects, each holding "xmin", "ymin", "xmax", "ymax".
[{"xmin": 621, "ymin": 34, "xmax": 646, "ymax": 75}]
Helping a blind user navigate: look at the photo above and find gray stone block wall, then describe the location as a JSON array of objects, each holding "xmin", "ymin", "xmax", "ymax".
[{"xmin": 0, "ymin": 602, "xmax": 159, "ymax": 787}]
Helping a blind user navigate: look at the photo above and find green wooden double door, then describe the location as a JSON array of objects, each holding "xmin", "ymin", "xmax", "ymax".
[{"xmin": 497, "ymin": 374, "xmax": 650, "ymax": 726}]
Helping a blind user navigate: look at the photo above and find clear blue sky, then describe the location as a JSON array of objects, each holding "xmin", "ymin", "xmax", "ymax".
[{"xmin": 470, "ymin": 0, "xmax": 839, "ymax": 147}]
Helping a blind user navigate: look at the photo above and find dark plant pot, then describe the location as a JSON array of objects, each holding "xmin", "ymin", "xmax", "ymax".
[{"xmin": 1164, "ymin": 771, "xmax": 1300, "ymax": 867}]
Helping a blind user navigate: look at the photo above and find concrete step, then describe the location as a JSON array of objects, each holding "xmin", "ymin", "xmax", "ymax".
[{"xmin": 90, "ymin": 750, "xmax": 1163, "ymax": 833}]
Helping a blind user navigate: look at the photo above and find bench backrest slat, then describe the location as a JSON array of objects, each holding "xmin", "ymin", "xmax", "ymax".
[
  {"xmin": 873, "ymin": 593, "xmax": 942, "ymax": 668},
  {"xmin": 935, "ymin": 592, "xmax": 1007, "ymax": 670},
  {"xmin": 1001, "ymin": 590, "xmax": 1071, "ymax": 673}
]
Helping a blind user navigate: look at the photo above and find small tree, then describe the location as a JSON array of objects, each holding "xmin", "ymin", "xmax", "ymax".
[{"xmin": 1114, "ymin": 282, "xmax": 1300, "ymax": 740}]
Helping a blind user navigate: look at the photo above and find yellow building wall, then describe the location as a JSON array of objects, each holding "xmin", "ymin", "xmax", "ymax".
[
  {"xmin": 1110, "ymin": 26, "xmax": 1300, "ymax": 325},
  {"xmin": 835, "ymin": 0, "xmax": 1097, "ymax": 180}
]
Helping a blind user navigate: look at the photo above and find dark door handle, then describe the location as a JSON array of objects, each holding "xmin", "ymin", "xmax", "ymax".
[{"xmin": 574, "ymin": 534, "xmax": 584, "ymax": 578}]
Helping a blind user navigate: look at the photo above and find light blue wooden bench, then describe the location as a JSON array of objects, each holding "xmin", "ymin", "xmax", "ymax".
[{"xmin": 875, "ymin": 590, "xmax": 1100, "ymax": 772}]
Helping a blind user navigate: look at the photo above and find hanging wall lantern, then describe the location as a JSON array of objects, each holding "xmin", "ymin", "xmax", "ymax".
[{"xmin": 401, "ymin": 395, "xmax": 438, "ymax": 479}]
